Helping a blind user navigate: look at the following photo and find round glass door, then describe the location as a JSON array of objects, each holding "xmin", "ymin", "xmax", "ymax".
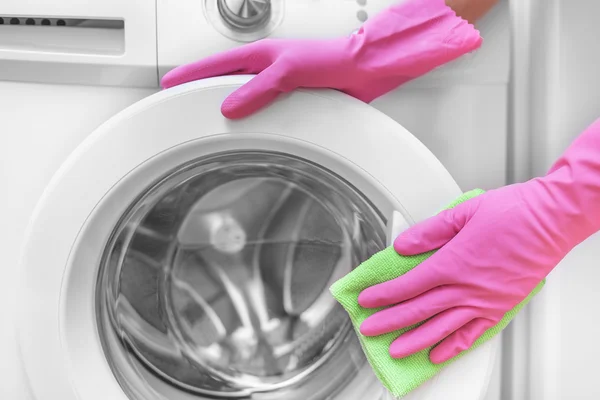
[{"xmin": 96, "ymin": 151, "xmax": 387, "ymax": 399}]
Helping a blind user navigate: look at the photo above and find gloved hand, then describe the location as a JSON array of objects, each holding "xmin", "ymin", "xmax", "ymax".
[
  {"xmin": 358, "ymin": 118, "xmax": 600, "ymax": 364},
  {"xmin": 161, "ymin": 0, "xmax": 482, "ymax": 119}
]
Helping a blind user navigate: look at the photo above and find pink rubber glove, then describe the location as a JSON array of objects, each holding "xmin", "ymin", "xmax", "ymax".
[
  {"xmin": 358, "ymin": 118, "xmax": 600, "ymax": 364},
  {"xmin": 161, "ymin": 0, "xmax": 482, "ymax": 119}
]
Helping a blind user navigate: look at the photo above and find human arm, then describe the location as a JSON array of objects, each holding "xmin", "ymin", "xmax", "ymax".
[
  {"xmin": 358, "ymin": 117, "xmax": 600, "ymax": 363},
  {"xmin": 446, "ymin": 0, "xmax": 500, "ymax": 24},
  {"xmin": 161, "ymin": 0, "xmax": 494, "ymax": 118}
]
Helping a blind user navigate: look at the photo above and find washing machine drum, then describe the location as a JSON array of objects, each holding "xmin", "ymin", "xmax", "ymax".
[
  {"xmin": 16, "ymin": 76, "xmax": 497, "ymax": 400},
  {"xmin": 99, "ymin": 152, "xmax": 385, "ymax": 399}
]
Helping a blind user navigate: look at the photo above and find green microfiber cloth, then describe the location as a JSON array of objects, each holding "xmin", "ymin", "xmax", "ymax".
[{"xmin": 330, "ymin": 189, "xmax": 545, "ymax": 398}]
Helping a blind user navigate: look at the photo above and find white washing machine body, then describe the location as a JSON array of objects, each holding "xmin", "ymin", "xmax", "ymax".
[
  {"xmin": 5, "ymin": 76, "xmax": 498, "ymax": 400},
  {"xmin": 0, "ymin": 0, "xmax": 509, "ymax": 399}
]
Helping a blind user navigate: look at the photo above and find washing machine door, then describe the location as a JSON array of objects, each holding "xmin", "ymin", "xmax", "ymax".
[{"xmin": 16, "ymin": 76, "xmax": 497, "ymax": 400}]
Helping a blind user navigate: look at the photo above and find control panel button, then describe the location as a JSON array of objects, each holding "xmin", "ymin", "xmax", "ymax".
[{"xmin": 218, "ymin": 0, "xmax": 272, "ymax": 31}]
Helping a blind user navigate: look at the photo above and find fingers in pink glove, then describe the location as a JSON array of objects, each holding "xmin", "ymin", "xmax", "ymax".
[
  {"xmin": 387, "ymin": 307, "xmax": 476, "ymax": 360},
  {"xmin": 429, "ymin": 318, "xmax": 496, "ymax": 364},
  {"xmin": 360, "ymin": 286, "xmax": 464, "ymax": 336},
  {"xmin": 161, "ymin": 40, "xmax": 293, "ymax": 119},
  {"xmin": 357, "ymin": 201, "xmax": 477, "ymax": 309},
  {"xmin": 221, "ymin": 64, "xmax": 294, "ymax": 119},
  {"xmin": 357, "ymin": 262, "xmax": 448, "ymax": 309},
  {"xmin": 394, "ymin": 200, "xmax": 475, "ymax": 255},
  {"xmin": 161, "ymin": 42, "xmax": 267, "ymax": 89}
]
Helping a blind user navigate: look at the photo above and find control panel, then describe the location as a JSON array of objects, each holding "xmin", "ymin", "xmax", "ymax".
[
  {"xmin": 0, "ymin": 0, "xmax": 509, "ymax": 88},
  {"xmin": 157, "ymin": 0, "xmax": 393, "ymax": 78},
  {"xmin": 0, "ymin": 0, "xmax": 157, "ymax": 87},
  {"xmin": 214, "ymin": 0, "xmax": 277, "ymax": 37},
  {"xmin": 201, "ymin": 0, "xmax": 372, "ymax": 42},
  {"xmin": 157, "ymin": 0, "xmax": 509, "ymax": 86}
]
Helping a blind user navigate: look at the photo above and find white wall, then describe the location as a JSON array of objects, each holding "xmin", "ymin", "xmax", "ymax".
[
  {"xmin": 506, "ymin": 1, "xmax": 600, "ymax": 399},
  {"xmin": 539, "ymin": 1, "xmax": 600, "ymax": 399}
]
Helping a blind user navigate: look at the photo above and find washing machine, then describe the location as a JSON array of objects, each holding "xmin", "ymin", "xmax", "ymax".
[{"xmin": 0, "ymin": 1, "xmax": 510, "ymax": 399}]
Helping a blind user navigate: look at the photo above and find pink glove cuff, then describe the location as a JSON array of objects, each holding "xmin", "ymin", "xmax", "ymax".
[
  {"xmin": 347, "ymin": 0, "xmax": 483, "ymax": 85},
  {"xmin": 538, "ymin": 117, "xmax": 600, "ymax": 248}
]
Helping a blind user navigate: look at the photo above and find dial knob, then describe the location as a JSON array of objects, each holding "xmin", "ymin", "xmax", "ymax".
[{"xmin": 217, "ymin": 0, "xmax": 272, "ymax": 31}]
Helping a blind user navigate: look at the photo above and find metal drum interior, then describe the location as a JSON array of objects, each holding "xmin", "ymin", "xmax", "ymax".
[{"xmin": 96, "ymin": 151, "xmax": 387, "ymax": 399}]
